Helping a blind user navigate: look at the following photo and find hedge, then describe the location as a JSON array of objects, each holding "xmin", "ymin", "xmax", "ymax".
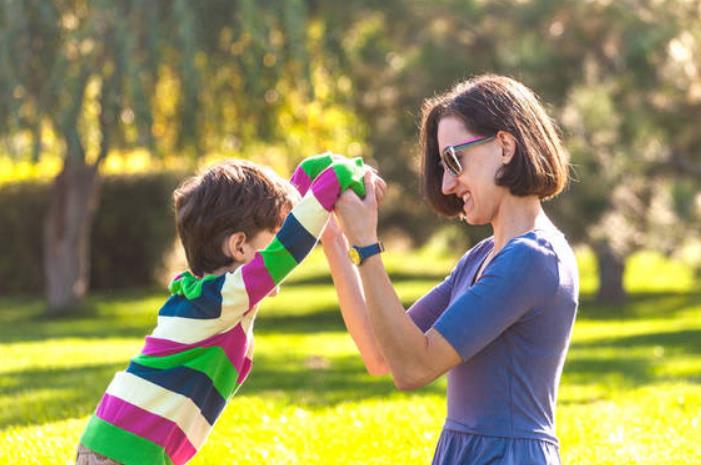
[{"xmin": 0, "ymin": 172, "xmax": 186, "ymax": 295}]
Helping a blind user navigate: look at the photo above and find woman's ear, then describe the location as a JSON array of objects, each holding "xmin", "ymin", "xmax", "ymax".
[
  {"xmin": 224, "ymin": 232, "xmax": 253, "ymax": 264},
  {"xmin": 496, "ymin": 130, "xmax": 517, "ymax": 164}
]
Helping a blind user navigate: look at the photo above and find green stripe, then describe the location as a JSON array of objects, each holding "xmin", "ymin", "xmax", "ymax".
[
  {"xmin": 80, "ymin": 415, "xmax": 174, "ymax": 465},
  {"xmin": 299, "ymin": 153, "xmax": 334, "ymax": 180},
  {"xmin": 133, "ymin": 346, "xmax": 238, "ymax": 399},
  {"xmin": 332, "ymin": 157, "xmax": 367, "ymax": 197},
  {"xmin": 168, "ymin": 272, "xmax": 219, "ymax": 300},
  {"xmin": 260, "ymin": 236, "xmax": 298, "ymax": 284}
]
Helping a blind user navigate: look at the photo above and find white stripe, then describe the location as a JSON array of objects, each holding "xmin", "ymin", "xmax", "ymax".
[
  {"xmin": 241, "ymin": 309, "xmax": 258, "ymax": 358},
  {"xmin": 220, "ymin": 269, "xmax": 249, "ymax": 324},
  {"xmin": 105, "ymin": 371, "xmax": 212, "ymax": 449},
  {"xmin": 151, "ymin": 316, "xmax": 227, "ymax": 344},
  {"xmin": 291, "ymin": 192, "xmax": 328, "ymax": 238}
]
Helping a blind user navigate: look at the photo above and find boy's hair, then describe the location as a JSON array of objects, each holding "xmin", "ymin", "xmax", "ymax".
[
  {"xmin": 420, "ymin": 74, "xmax": 569, "ymax": 217},
  {"xmin": 173, "ymin": 159, "xmax": 297, "ymax": 276}
]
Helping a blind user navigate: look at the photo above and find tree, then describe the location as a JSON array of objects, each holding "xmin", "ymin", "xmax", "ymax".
[
  {"xmin": 0, "ymin": 0, "xmax": 358, "ymax": 313},
  {"xmin": 316, "ymin": 0, "xmax": 701, "ymax": 303}
]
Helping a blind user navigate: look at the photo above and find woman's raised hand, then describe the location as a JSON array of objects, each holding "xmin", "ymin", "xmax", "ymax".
[{"xmin": 334, "ymin": 170, "xmax": 385, "ymax": 245}]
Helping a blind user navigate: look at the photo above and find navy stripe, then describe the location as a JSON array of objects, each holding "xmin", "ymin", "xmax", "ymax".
[
  {"xmin": 126, "ymin": 361, "xmax": 225, "ymax": 425},
  {"xmin": 158, "ymin": 275, "xmax": 226, "ymax": 319},
  {"xmin": 276, "ymin": 212, "xmax": 317, "ymax": 263}
]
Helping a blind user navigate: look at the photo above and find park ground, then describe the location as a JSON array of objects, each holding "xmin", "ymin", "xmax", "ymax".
[{"xmin": 1, "ymin": 248, "xmax": 700, "ymax": 464}]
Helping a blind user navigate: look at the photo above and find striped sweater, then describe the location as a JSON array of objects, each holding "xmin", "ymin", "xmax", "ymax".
[{"xmin": 80, "ymin": 154, "xmax": 368, "ymax": 465}]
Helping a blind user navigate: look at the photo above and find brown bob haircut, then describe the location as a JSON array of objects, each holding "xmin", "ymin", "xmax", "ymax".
[
  {"xmin": 173, "ymin": 159, "xmax": 297, "ymax": 277},
  {"xmin": 420, "ymin": 74, "xmax": 569, "ymax": 217}
]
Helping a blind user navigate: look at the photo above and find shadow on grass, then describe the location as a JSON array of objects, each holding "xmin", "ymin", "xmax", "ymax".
[
  {"xmin": 562, "ymin": 355, "xmax": 655, "ymax": 386},
  {"xmin": 285, "ymin": 270, "xmax": 447, "ymax": 287},
  {"xmin": 0, "ymin": 355, "xmax": 441, "ymax": 431},
  {"xmin": 0, "ymin": 362, "xmax": 123, "ymax": 430},
  {"xmin": 0, "ymin": 317, "xmax": 151, "ymax": 344},
  {"xmin": 240, "ymin": 353, "xmax": 443, "ymax": 408},
  {"xmin": 577, "ymin": 291, "xmax": 701, "ymax": 320},
  {"xmin": 0, "ymin": 296, "xmax": 419, "ymax": 342},
  {"xmin": 560, "ymin": 328, "xmax": 701, "ymax": 399},
  {"xmin": 572, "ymin": 328, "xmax": 701, "ymax": 353}
]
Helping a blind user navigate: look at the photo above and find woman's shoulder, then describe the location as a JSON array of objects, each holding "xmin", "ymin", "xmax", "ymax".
[
  {"xmin": 456, "ymin": 236, "xmax": 494, "ymax": 267},
  {"xmin": 505, "ymin": 228, "xmax": 572, "ymax": 259},
  {"xmin": 495, "ymin": 228, "xmax": 575, "ymax": 279}
]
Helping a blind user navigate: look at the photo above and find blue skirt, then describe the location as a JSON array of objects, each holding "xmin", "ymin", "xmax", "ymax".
[{"xmin": 432, "ymin": 429, "xmax": 561, "ymax": 465}]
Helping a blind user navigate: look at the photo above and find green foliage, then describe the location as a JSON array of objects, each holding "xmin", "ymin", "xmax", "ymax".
[
  {"xmin": 0, "ymin": 172, "xmax": 184, "ymax": 295},
  {"xmin": 0, "ymin": 181, "xmax": 50, "ymax": 293},
  {"xmin": 90, "ymin": 172, "xmax": 184, "ymax": 290},
  {"xmin": 0, "ymin": 250, "xmax": 700, "ymax": 464}
]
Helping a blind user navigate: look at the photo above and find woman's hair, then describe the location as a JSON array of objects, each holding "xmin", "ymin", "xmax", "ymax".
[
  {"xmin": 173, "ymin": 159, "xmax": 297, "ymax": 276},
  {"xmin": 420, "ymin": 74, "xmax": 569, "ymax": 217}
]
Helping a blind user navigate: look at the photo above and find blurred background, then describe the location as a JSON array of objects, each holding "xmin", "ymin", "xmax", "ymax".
[{"xmin": 1, "ymin": 1, "xmax": 700, "ymax": 464}]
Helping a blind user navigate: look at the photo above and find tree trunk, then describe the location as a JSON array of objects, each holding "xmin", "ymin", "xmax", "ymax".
[
  {"xmin": 43, "ymin": 161, "xmax": 100, "ymax": 315},
  {"xmin": 594, "ymin": 242, "xmax": 627, "ymax": 304}
]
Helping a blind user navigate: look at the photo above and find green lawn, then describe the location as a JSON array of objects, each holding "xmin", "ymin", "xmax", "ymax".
[{"xmin": 1, "ymin": 248, "xmax": 700, "ymax": 464}]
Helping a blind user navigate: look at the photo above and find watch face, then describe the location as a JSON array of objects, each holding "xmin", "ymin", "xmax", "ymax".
[{"xmin": 348, "ymin": 248, "xmax": 361, "ymax": 265}]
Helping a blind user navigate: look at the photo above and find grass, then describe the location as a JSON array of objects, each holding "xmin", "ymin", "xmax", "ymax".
[{"xmin": 0, "ymin": 247, "xmax": 700, "ymax": 464}]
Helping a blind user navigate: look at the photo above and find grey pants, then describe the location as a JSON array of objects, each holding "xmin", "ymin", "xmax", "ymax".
[{"xmin": 75, "ymin": 445, "xmax": 122, "ymax": 465}]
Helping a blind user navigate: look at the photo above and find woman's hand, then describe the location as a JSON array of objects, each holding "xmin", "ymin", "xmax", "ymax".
[
  {"xmin": 322, "ymin": 169, "xmax": 386, "ymax": 245},
  {"xmin": 335, "ymin": 170, "xmax": 385, "ymax": 245}
]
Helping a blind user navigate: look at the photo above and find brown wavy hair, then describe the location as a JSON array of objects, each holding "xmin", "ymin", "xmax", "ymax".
[
  {"xmin": 174, "ymin": 160, "xmax": 296, "ymax": 276},
  {"xmin": 420, "ymin": 74, "xmax": 569, "ymax": 217}
]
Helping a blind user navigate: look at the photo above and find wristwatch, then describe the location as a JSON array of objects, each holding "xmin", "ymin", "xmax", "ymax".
[{"xmin": 348, "ymin": 242, "xmax": 385, "ymax": 266}]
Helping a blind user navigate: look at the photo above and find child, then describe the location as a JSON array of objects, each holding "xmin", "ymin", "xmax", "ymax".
[{"xmin": 77, "ymin": 154, "xmax": 372, "ymax": 465}]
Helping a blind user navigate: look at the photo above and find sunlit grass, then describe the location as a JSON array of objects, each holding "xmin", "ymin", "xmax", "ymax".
[{"xmin": 1, "ymin": 249, "xmax": 700, "ymax": 464}]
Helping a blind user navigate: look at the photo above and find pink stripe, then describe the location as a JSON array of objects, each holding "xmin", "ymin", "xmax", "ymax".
[
  {"xmin": 290, "ymin": 167, "xmax": 313, "ymax": 196},
  {"xmin": 143, "ymin": 323, "xmax": 249, "ymax": 377},
  {"xmin": 311, "ymin": 169, "xmax": 341, "ymax": 211},
  {"xmin": 238, "ymin": 357, "xmax": 252, "ymax": 384},
  {"xmin": 96, "ymin": 394, "xmax": 197, "ymax": 465},
  {"xmin": 241, "ymin": 252, "xmax": 276, "ymax": 308}
]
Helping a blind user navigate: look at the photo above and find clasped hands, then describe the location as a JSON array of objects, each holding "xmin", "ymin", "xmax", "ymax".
[{"xmin": 322, "ymin": 160, "xmax": 387, "ymax": 248}]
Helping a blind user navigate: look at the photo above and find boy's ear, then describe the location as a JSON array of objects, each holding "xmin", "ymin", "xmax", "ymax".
[{"xmin": 225, "ymin": 232, "xmax": 253, "ymax": 264}]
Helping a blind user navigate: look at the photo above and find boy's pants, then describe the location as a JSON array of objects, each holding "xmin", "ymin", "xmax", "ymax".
[{"xmin": 76, "ymin": 445, "xmax": 121, "ymax": 465}]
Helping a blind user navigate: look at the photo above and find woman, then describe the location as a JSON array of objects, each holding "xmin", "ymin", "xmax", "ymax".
[{"xmin": 321, "ymin": 74, "xmax": 579, "ymax": 464}]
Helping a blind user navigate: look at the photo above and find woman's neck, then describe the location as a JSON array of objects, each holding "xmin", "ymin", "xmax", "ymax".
[{"xmin": 490, "ymin": 195, "xmax": 549, "ymax": 252}]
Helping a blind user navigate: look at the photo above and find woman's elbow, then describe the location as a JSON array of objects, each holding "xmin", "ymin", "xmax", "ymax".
[
  {"xmin": 391, "ymin": 371, "xmax": 429, "ymax": 391},
  {"xmin": 392, "ymin": 377, "xmax": 423, "ymax": 391},
  {"xmin": 364, "ymin": 356, "xmax": 390, "ymax": 376}
]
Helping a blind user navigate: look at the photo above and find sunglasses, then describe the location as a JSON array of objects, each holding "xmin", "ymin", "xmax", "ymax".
[{"xmin": 439, "ymin": 135, "xmax": 495, "ymax": 177}]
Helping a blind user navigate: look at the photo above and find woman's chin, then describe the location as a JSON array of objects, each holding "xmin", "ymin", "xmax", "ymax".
[{"xmin": 462, "ymin": 210, "xmax": 487, "ymax": 226}]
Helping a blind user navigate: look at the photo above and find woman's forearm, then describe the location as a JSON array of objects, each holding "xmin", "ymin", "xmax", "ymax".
[
  {"xmin": 354, "ymin": 254, "xmax": 441, "ymax": 389},
  {"xmin": 321, "ymin": 233, "xmax": 389, "ymax": 375}
]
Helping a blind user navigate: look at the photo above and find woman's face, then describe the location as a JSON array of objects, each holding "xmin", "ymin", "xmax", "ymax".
[{"xmin": 437, "ymin": 116, "xmax": 507, "ymax": 225}]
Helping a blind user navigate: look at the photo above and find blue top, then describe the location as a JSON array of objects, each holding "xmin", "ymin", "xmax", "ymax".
[{"xmin": 408, "ymin": 228, "xmax": 578, "ymax": 459}]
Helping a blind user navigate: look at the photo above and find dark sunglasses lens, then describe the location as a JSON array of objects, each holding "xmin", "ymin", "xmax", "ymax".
[{"xmin": 441, "ymin": 148, "xmax": 461, "ymax": 176}]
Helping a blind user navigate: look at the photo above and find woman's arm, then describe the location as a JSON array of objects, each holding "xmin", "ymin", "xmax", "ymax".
[
  {"xmin": 321, "ymin": 216, "xmax": 389, "ymax": 375},
  {"xmin": 334, "ymin": 173, "xmax": 463, "ymax": 390}
]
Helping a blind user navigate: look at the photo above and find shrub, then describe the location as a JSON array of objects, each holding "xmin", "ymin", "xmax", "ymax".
[{"xmin": 0, "ymin": 171, "xmax": 186, "ymax": 295}]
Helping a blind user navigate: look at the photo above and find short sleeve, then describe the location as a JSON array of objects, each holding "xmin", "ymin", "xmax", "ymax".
[
  {"xmin": 433, "ymin": 236, "xmax": 559, "ymax": 361},
  {"xmin": 407, "ymin": 274, "xmax": 454, "ymax": 333}
]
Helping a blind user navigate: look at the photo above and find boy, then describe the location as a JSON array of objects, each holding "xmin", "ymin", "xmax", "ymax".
[{"xmin": 77, "ymin": 154, "xmax": 373, "ymax": 465}]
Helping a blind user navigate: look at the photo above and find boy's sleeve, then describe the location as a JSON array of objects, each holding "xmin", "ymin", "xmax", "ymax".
[{"xmin": 219, "ymin": 153, "xmax": 367, "ymax": 319}]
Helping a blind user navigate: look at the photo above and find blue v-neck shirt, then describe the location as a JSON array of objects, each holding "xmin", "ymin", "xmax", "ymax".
[{"xmin": 408, "ymin": 228, "xmax": 579, "ymax": 464}]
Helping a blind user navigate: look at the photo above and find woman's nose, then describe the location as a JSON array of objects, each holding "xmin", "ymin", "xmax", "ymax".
[{"xmin": 441, "ymin": 170, "xmax": 457, "ymax": 195}]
